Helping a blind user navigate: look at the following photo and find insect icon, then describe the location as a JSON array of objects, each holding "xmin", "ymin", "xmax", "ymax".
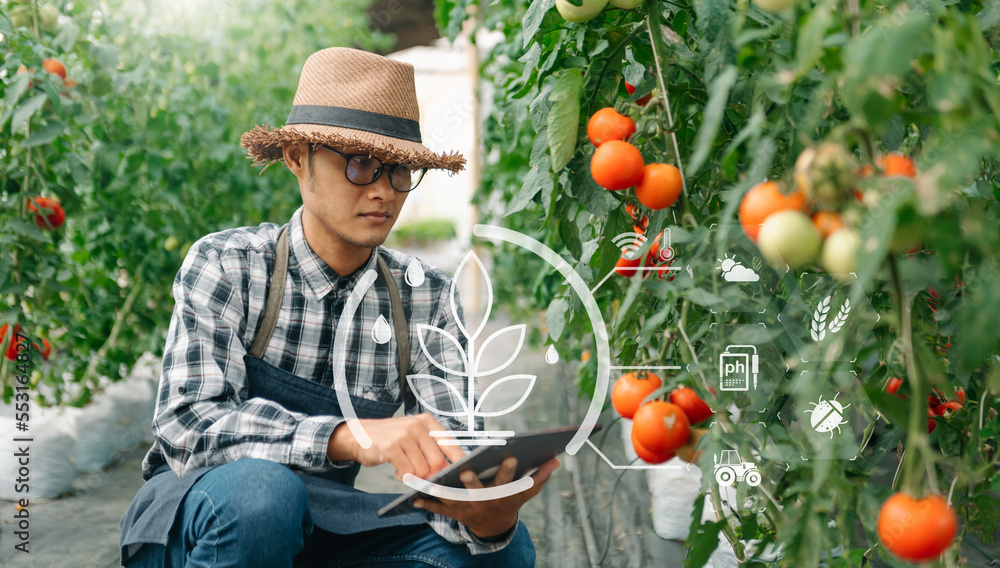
[
  {"xmin": 804, "ymin": 393, "xmax": 851, "ymax": 439},
  {"xmin": 715, "ymin": 254, "xmax": 760, "ymax": 283}
]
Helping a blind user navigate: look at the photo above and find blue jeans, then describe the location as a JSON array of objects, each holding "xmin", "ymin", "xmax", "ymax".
[{"xmin": 125, "ymin": 459, "xmax": 535, "ymax": 568}]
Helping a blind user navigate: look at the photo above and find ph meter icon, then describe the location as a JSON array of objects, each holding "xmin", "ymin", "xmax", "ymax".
[{"xmin": 719, "ymin": 345, "xmax": 759, "ymax": 392}]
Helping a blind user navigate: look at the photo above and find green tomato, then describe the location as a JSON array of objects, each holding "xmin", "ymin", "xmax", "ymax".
[
  {"xmin": 609, "ymin": 0, "xmax": 643, "ymax": 9},
  {"xmin": 555, "ymin": 0, "xmax": 608, "ymax": 23},
  {"xmin": 164, "ymin": 235, "xmax": 180, "ymax": 251},
  {"xmin": 752, "ymin": 0, "xmax": 796, "ymax": 13},
  {"xmin": 39, "ymin": 4, "xmax": 60, "ymax": 32},
  {"xmin": 11, "ymin": 5, "xmax": 33, "ymax": 29},
  {"xmin": 822, "ymin": 228, "xmax": 861, "ymax": 280},
  {"xmin": 757, "ymin": 210, "xmax": 821, "ymax": 270}
]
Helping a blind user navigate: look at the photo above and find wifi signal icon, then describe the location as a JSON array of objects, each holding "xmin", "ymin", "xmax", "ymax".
[{"xmin": 612, "ymin": 232, "xmax": 647, "ymax": 259}]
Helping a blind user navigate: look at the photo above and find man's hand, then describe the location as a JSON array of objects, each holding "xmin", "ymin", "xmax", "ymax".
[
  {"xmin": 327, "ymin": 414, "xmax": 465, "ymax": 480},
  {"xmin": 412, "ymin": 456, "xmax": 561, "ymax": 539}
]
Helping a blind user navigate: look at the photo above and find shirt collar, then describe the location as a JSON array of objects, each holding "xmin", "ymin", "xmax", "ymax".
[{"xmin": 288, "ymin": 208, "xmax": 379, "ymax": 301}]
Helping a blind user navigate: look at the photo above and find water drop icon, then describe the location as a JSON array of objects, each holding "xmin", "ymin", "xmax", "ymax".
[
  {"xmin": 372, "ymin": 314, "xmax": 392, "ymax": 345},
  {"xmin": 405, "ymin": 259, "xmax": 425, "ymax": 287},
  {"xmin": 545, "ymin": 345, "xmax": 560, "ymax": 364}
]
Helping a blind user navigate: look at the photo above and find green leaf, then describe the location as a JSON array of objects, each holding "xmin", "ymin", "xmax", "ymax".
[
  {"xmin": 523, "ymin": 0, "xmax": 556, "ymax": 48},
  {"xmin": 7, "ymin": 218, "xmax": 48, "ymax": 241},
  {"xmin": 558, "ymin": 216, "xmax": 584, "ymax": 259},
  {"xmin": 546, "ymin": 297, "xmax": 570, "ymax": 341},
  {"xmin": 684, "ymin": 494, "xmax": 725, "ymax": 568},
  {"xmin": 508, "ymin": 134, "xmax": 553, "ymax": 215},
  {"xmin": 796, "ymin": 0, "xmax": 834, "ymax": 76},
  {"xmin": 10, "ymin": 94, "xmax": 48, "ymax": 134},
  {"xmin": 0, "ymin": 73, "xmax": 32, "ymax": 128},
  {"xmin": 692, "ymin": 0, "xmax": 728, "ymax": 43},
  {"xmin": 686, "ymin": 288, "xmax": 724, "ymax": 307},
  {"xmin": 22, "ymin": 122, "xmax": 65, "ymax": 148},
  {"xmin": 687, "ymin": 66, "xmax": 738, "ymax": 176},
  {"xmin": 953, "ymin": 260, "xmax": 1000, "ymax": 374},
  {"xmin": 546, "ymin": 69, "xmax": 583, "ymax": 173}
]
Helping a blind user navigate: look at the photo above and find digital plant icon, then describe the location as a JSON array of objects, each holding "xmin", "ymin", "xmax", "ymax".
[{"xmin": 406, "ymin": 251, "xmax": 536, "ymax": 446}]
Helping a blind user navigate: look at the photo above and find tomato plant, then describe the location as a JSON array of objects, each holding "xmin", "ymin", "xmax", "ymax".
[{"xmin": 442, "ymin": 0, "xmax": 1000, "ymax": 565}]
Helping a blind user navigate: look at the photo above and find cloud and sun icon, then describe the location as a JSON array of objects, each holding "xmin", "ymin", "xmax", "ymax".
[{"xmin": 716, "ymin": 254, "xmax": 761, "ymax": 283}]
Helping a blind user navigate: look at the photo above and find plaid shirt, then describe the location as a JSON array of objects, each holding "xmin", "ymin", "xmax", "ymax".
[{"xmin": 142, "ymin": 207, "xmax": 506, "ymax": 553}]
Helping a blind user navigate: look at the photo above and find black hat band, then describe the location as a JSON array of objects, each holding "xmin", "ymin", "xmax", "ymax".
[{"xmin": 286, "ymin": 105, "xmax": 422, "ymax": 143}]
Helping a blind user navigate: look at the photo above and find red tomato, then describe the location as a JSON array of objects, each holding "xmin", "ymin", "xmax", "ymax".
[
  {"xmin": 934, "ymin": 401, "xmax": 963, "ymax": 416},
  {"xmin": 33, "ymin": 338, "xmax": 52, "ymax": 361},
  {"xmin": 587, "ymin": 107, "xmax": 636, "ymax": 147},
  {"xmin": 28, "ymin": 196, "xmax": 66, "ymax": 230},
  {"xmin": 631, "ymin": 427, "xmax": 673, "ymax": 464},
  {"xmin": 633, "ymin": 216, "xmax": 649, "ymax": 232},
  {"xmin": 633, "ymin": 400, "xmax": 691, "ymax": 454},
  {"xmin": 43, "ymin": 58, "xmax": 67, "ymax": 80},
  {"xmin": 877, "ymin": 493, "xmax": 957, "ymax": 562},
  {"xmin": 625, "ymin": 202, "xmax": 640, "ymax": 221},
  {"xmin": 952, "ymin": 388, "xmax": 966, "ymax": 404},
  {"xmin": 624, "ymin": 80, "xmax": 652, "ymax": 106},
  {"xmin": 591, "ymin": 140, "xmax": 645, "ymax": 190},
  {"xmin": 886, "ymin": 377, "xmax": 907, "ymax": 400},
  {"xmin": 614, "ymin": 253, "xmax": 642, "ymax": 278},
  {"xmin": 611, "ymin": 371, "xmax": 662, "ymax": 419},
  {"xmin": 669, "ymin": 386, "xmax": 714, "ymax": 425}
]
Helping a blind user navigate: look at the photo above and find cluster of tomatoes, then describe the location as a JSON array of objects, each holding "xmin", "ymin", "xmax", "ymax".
[
  {"xmin": 0, "ymin": 323, "xmax": 52, "ymax": 363},
  {"xmin": 587, "ymin": 107, "xmax": 682, "ymax": 279},
  {"xmin": 738, "ymin": 144, "xmax": 918, "ymax": 277},
  {"xmin": 611, "ymin": 371, "xmax": 714, "ymax": 464},
  {"xmin": 885, "ymin": 377, "xmax": 966, "ymax": 434}
]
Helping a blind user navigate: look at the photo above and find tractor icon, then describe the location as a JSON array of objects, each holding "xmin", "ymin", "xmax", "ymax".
[{"xmin": 714, "ymin": 449, "xmax": 762, "ymax": 487}]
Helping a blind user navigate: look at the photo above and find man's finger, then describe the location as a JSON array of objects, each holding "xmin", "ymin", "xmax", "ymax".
[
  {"xmin": 492, "ymin": 457, "xmax": 518, "ymax": 487},
  {"xmin": 420, "ymin": 414, "xmax": 467, "ymax": 464},
  {"xmin": 459, "ymin": 469, "xmax": 485, "ymax": 490}
]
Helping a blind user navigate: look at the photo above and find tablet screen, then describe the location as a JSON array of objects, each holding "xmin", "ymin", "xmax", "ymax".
[{"xmin": 376, "ymin": 424, "xmax": 600, "ymax": 517}]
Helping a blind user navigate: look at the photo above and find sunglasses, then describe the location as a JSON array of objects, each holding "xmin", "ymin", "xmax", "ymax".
[{"xmin": 318, "ymin": 145, "xmax": 427, "ymax": 193}]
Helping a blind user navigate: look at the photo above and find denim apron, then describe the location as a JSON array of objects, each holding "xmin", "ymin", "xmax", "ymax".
[{"xmin": 121, "ymin": 227, "xmax": 425, "ymax": 564}]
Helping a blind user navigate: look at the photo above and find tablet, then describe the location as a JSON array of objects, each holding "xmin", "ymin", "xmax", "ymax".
[{"xmin": 376, "ymin": 424, "xmax": 600, "ymax": 517}]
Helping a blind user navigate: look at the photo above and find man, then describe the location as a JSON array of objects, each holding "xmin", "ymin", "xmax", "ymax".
[{"xmin": 119, "ymin": 47, "xmax": 557, "ymax": 568}]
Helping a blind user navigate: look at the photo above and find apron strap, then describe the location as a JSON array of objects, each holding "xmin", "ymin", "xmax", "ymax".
[
  {"xmin": 249, "ymin": 224, "xmax": 410, "ymax": 398},
  {"xmin": 376, "ymin": 255, "xmax": 411, "ymax": 392},
  {"xmin": 249, "ymin": 226, "xmax": 289, "ymax": 359}
]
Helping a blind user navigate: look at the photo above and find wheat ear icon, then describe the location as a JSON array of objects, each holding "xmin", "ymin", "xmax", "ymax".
[
  {"xmin": 828, "ymin": 299, "xmax": 851, "ymax": 334},
  {"xmin": 810, "ymin": 295, "xmax": 851, "ymax": 341},
  {"xmin": 810, "ymin": 295, "xmax": 832, "ymax": 341}
]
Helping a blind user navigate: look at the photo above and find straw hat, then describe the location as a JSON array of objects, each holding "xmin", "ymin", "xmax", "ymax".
[{"xmin": 240, "ymin": 47, "xmax": 465, "ymax": 172}]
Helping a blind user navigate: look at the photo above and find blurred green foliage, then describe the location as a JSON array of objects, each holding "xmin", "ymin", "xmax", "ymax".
[{"xmin": 0, "ymin": 0, "xmax": 390, "ymax": 404}]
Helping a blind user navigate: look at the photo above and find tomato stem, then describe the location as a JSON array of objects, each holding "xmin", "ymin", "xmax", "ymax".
[
  {"xmin": 887, "ymin": 254, "xmax": 939, "ymax": 494},
  {"xmin": 644, "ymin": 0, "xmax": 690, "ymax": 212},
  {"xmin": 585, "ymin": 23, "xmax": 645, "ymax": 117},
  {"xmin": 710, "ymin": 484, "xmax": 747, "ymax": 562}
]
